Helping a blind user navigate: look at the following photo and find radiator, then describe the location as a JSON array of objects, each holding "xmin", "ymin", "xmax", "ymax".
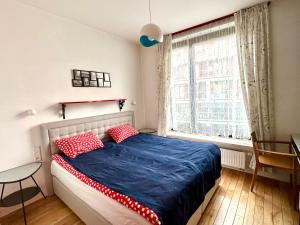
[{"xmin": 220, "ymin": 148, "xmax": 246, "ymax": 170}]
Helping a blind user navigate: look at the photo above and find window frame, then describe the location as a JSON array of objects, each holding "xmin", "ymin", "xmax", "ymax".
[{"xmin": 170, "ymin": 23, "xmax": 249, "ymax": 139}]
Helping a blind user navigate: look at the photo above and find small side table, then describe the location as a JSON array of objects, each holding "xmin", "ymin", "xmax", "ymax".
[
  {"xmin": 139, "ymin": 128, "xmax": 157, "ymax": 134},
  {"xmin": 0, "ymin": 162, "xmax": 46, "ymax": 225}
]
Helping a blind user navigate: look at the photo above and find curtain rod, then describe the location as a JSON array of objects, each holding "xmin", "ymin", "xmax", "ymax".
[{"xmin": 172, "ymin": 1, "xmax": 271, "ymax": 36}]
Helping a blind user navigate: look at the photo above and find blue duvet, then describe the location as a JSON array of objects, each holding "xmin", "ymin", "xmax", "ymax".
[{"xmin": 60, "ymin": 133, "xmax": 221, "ymax": 225}]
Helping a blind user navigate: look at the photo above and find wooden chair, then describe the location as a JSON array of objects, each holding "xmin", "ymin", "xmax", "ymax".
[{"xmin": 250, "ymin": 131, "xmax": 298, "ymax": 207}]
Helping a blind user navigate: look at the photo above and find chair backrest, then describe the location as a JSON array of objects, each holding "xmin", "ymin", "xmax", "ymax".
[{"xmin": 251, "ymin": 131, "xmax": 260, "ymax": 163}]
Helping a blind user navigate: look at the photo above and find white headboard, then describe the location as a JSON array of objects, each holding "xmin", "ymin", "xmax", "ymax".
[{"xmin": 40, "ymin": 111, "xmax": 135, "ymax": 195}]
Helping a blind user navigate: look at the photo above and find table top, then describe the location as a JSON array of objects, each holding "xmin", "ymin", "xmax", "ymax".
[
  {"xmin": 292, "ymin": 134, "xmax": 300, "ymax": 146},
  {"xmin": 0, "ymin": 162, "xmax": 42, "ymax": 184}
]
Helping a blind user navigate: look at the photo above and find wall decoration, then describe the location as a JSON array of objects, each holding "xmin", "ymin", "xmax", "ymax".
[
  {"xmin": 90, "ymin": 72, "xmax": 97, "ymax": 81},
  {"xmin": 96, "ymin": 73, "xmax": 103, "ymax": 79},
  {"xmin": 104, "ymin": 81, "xmax": 111, "ymax": 87},
  {"xmin": 90, "ymin": 81, "xmax": 98, "ymax": 87},
  {"xmin": 98, "ymin": 78, "xmax": 104, "ymax": 87},
  {"xmin": 83, "ymin": 77, "xmax": 90, "ymax": 86},
  {"xmin": 72, "ymin": 69, "xmax": 111, "ymax": 88},
  {"xmin": 74, "ymin": 70, "xmax": 81, "ymax": 79},
  {"xmin": 72, "ymin": 79, "xmax": 83, "ymax": 87}
]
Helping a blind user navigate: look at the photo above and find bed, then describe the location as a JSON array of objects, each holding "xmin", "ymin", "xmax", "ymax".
[{"xmin": 40, "ymin": 111, "xmax": 221, "ymax": 225}]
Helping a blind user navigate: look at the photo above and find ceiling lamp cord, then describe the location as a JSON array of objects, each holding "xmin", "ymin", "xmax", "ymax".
[{"xmin": 149, "ymin": 0, "xmax": 152, "ymax": 24}]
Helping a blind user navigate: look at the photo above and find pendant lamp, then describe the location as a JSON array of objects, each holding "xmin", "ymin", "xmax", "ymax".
[{"xmin": 140, "ymin": 0, "xmax": 163, "ymax": 47}]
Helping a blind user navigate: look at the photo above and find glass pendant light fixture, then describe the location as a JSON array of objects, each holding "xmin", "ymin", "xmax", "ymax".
[{"xmin": 140, "ymin": 0, "xmax": 163, "ymax": 47}]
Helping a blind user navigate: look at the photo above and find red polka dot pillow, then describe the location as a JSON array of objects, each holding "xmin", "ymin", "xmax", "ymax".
[
  {"xmin": 107, "ymin": 124, "xmax": 138, "ymax": 143},
  {"xmin": 54, "ymin": 131, "xmax": 104, "ymax": 158}
]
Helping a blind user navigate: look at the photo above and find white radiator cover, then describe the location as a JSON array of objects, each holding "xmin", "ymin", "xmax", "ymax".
[{"xmin": 220, "ymin": 148, "xmax": 246, "ymax": 170}]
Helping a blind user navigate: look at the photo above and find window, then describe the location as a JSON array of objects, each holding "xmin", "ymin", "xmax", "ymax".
[{"xmin": 170, "ymin": 19, "xmax": 249, "ymax": 139}]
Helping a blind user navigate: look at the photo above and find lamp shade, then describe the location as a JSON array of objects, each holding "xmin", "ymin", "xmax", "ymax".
[{"xmin": 140, "ymin": 23, "xmax": 163, "ymax": 47}]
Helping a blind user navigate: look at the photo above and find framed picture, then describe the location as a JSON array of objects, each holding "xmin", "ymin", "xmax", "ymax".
[
  {"xmin": 104, "ymin": 73, "xmax": 110, "ymax": 81},
  {"xmin": 96, "ymin": 73, "xmax": 104, "ymax": 79},
  {"xmin": 73, "ymin": 70, "xmax": 81, "ymax": 80},
  {"xmin": 72, "ymin": 69, "xmax": 111, "ymax": 88},
  {"xmin": 104, "ymin": 81, "xmax": 111, "ymax": 87},
  {"xmin": 81, "ymin": 71, "xmax": 90, "ymax": 78},
  {"xmin": 90, "ymin": 72, "xmax": 97, "ymax": 81},
  {"xmin": 72, "ymin": 79, "xmax": 83, "ymax": 87},
  {"xmin": 90, "ymin": 80, "xmax": 98, "ymax": 87},
  {"xmin": 83, "ymin": 77, "xmax": 90, "ymax": 86},
  {"xmin": 98, "ymin": 78, "xmax": 104, "ymax": 87}
]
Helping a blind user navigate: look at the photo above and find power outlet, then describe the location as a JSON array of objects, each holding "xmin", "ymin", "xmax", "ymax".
[{"xmin": 33, "ymin": 146, "xmax": 42, "ymax": 162}]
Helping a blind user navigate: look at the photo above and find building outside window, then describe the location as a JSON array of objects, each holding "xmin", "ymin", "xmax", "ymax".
[{"xmin": 170, "ymin": 19, "xmax": 249, "ymax": 139}]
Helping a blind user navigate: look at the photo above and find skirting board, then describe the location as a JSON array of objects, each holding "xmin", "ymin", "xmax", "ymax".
[{"xmin": 53, "ymin": 176, "xmax": 220, "ymax": 225}]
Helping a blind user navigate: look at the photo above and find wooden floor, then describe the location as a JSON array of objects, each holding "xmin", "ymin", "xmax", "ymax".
[
  {"xmin": 198, "ymin": 169, "xmax": 299, "ymax": 225},
  {"xmin": 0, "ymin": 168, "xmax": 298, "ymax": 225}
]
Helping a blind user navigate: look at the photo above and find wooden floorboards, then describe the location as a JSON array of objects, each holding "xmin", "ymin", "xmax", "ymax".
[
  {"xmin": 0, "ymin": 168, "xmax": 298, "ymax": 225},
  {"xmin": 198, "ymin": 169, "xmax": 299, "ymax": 225},
  {"xmin": 0, "ymin": 196, "xmax": 83, "ymax": 225}
]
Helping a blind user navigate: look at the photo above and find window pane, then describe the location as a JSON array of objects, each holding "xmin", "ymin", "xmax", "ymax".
[
  {"xmin": 170, "ymin": 47, "xmax": 192, "ymax": 133},
  {"xmin": 170, "ymin": 24, "xmax": 250, "ymax": 139},
  {"xmin": 196, "ymin": 82, "xmax": 206, "ymax": 100}
]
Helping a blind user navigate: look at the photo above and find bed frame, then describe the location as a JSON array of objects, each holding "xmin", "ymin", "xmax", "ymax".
[{"xmin": 40, "ymin": 111, "xmax": 219, "ymax": 225}]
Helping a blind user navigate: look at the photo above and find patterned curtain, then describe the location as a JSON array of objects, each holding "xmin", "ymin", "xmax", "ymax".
[
  {"xmin": 157, "ymin": 34, "xmax": 172, "ymax": 136},
  {"xmin": 234, "ymin": 3, "xmax": 274, "ymax": 167}
]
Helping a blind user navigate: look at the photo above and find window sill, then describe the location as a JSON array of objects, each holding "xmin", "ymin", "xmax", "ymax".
[{"xmin": 167, "ymin": 131, "xmax": 252, "ymax": 152}]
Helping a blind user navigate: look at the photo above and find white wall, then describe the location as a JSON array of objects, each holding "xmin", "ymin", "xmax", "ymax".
[
  {"xmin": 141, "ymin": 0, "xmax": 300, "ymax": 139},
  {"xmin": 140, "ymin": 46, "xmax": 160, "ymax": 129},
  {"xmin": 271, "ymin": 0, "xmax": 300, "ymax": 140},
  {"xmin": 0, "ymin": 0, "xmax": 145, "ymax": 217}
]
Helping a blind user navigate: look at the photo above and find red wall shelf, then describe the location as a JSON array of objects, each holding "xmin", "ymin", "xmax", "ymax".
[{"xmin": 59, "ymin": 99, "xmax": 126, "ymax": 119}]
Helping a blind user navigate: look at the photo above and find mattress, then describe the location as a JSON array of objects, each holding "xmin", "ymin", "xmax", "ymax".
[{"xmin": 51, "ymin": 160, "xmax": 152, "ymax": 225}]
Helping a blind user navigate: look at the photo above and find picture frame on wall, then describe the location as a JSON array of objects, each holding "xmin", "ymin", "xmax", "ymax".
[
  {"xmin": 83, "ymin": 77, "xmax": 90, "ymax": 86},
  {"xmin": 72, "ymin": 69, "xmax": 111, "ymax": 88},
  {"xmin": 73, "ymin": 70, "xmax": 81, "ymax": 80},
  {"xmin": 98, "ymin": 78, "xmax": 104, "ymax": 87},
  {"xmin": 96, "ymin": 72, "xmax": 104, "ymax": 79},
  {"xmin": 90, "ymin": 72, "xmax": 97, "ymax": 81},
  {"xmin": 81, "ymin": 71, "xmax": 90, "ymax": 78},
  {"xmin": 90, "ymin": 80, "xmax": 98, "ymax": 87},
  {"xmin": 104, "ymin": 73, "xmax": 110, "ymax": 81},
  {"xmin": 72, "ymin": 79, "xmax": 83, "ymax": 87},
  {"xmin": 104, "ymin": 81, "xmax": 111, "ymax": 87}
]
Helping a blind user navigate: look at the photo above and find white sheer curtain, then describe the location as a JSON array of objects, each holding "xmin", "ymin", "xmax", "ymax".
[
  {"xmin": 234, "ymin": 2, "xmax": 273, "ymax": 168},
  {"xmin": 157, "ymin": 34, "xmax": 172, "ymax": 136},
  {"xmin": 170, "ymin": 18, "xmax": 249, "ymax": 139}
]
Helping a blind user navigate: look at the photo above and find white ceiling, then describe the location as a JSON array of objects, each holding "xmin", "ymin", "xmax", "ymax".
[{"xmin": 17, "ymin": 0, "xmax": 266, "ymax": 42}]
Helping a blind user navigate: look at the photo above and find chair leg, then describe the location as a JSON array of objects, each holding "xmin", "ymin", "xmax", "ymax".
[
  {"xmin": 292, "ymin": 171, "xmax": 297, "ymax": 210},
  {"xmin": 250, "ymin": 165, "xmax": 258, "ymax": 192},
  {"xmin": 290, "ymin": 174, "xmax": 293, "ymax": 186}
]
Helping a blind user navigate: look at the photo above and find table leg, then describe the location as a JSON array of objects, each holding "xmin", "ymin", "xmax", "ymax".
[
  {"xmin": 293, "ymin": 171, "xmax": 297, "ymax": 210},
  {"xmin": 31, "ymin": 176, "xmax": 46, "ymax": 199},
  {"xmin": 1, "ymin": 183, "xmax": 5, "ymax": 201},
  {"xmin": 19, "ymin": 181, "xmax": 27, "ymax": 225}
]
